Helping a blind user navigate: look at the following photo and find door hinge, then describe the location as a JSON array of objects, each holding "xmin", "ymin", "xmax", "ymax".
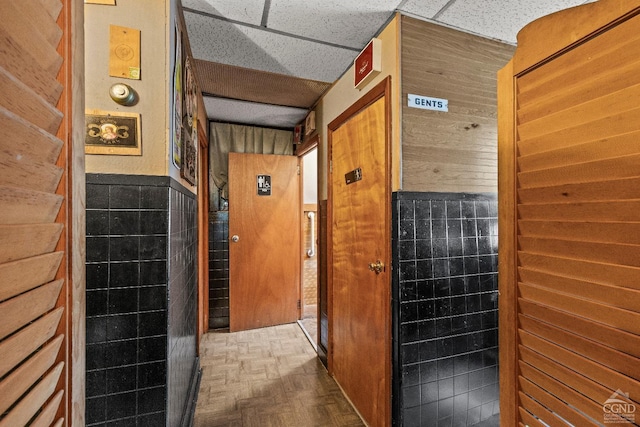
[
  {"xmin": 297, "ymin": 300, "xmax": 301, "ymax": 309},
  {"xmin": 297, "ymin": 165, "xmax": 300, "ymax": 175}
]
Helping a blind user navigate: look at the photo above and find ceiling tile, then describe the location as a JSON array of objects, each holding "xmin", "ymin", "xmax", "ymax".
[
  {"xmin": 436, "ymin": 0, "xmax": 589, "ymax": 43},
  {"xmin": 267, "ymin": 0, "xmax": 400, "ymax": 49},
  {"xmin": 181, "ymin": 0, "xmax": 265, "ymax": 25},
  {"xmin": 204, "ymin": 97, "xmax": 308, "ymax": 128},
  {"xmin": 185, "ymin": 11, "xmax": 358, "ymax": 82},
  {"xmin": 397, "ymin": 0, "xmax": 455, "ymax": 20}
]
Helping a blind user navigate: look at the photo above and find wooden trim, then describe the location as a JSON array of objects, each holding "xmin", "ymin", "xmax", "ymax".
[
  {"xmin": 298, "ymin": 156, "xmax": 304, "ymax": 320},
  {"xmin": 497, "ymin": 58, "xmax": 518, "ymax": 427},
  {"xmin": 328, "ymin": 78, "xmax": 390, "ymax": 131},
  {"xmin": 296, "ymin": 133, "xmax": 318, "ymax": 157},
  {"xmin": 197, "ymin": 122, "xmax": 209, "ymax": 350},
  {"xmin": 514, "ymin": 0, "xmax": 640, "ymax": 74},
  {"xmin": 326, "ymin": 76, "xmax": 392, "ymax": 425},
  {"xmin": 317, "ymin": 199, "xmax": 328, "ymax": 366},
  {"xmin": 58, "ymin": 0, "xmax": 85, "ymax": 424}
]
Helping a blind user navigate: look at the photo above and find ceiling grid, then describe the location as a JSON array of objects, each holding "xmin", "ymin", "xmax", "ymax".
[{"xmin": 181, "ymin": 0, "xmax": 596, "ymax": 128}]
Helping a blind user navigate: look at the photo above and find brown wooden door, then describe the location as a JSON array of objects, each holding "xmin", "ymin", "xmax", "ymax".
[
  {"xmin": 329, "ymin": 79, "xmax": 391, "ymax": 426},
  {"xmin": 498, "ymin": 2, "xmax": 640, "ymax": 426},
  {"xmin": 228, "ymin": 153, "xmax": 300, "ymax": 332}
]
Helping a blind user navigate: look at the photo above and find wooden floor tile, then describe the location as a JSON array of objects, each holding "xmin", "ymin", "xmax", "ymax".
[{"xmin": 194, "ymin": 323, "xmax": 364, "ymax": 426}]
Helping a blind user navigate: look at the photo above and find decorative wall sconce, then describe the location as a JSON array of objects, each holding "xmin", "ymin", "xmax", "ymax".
[{"xmin": 109, "ymin": 83, "xmax": 138, "ymax": 106}]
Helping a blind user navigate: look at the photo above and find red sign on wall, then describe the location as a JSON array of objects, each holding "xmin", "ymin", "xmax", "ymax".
[{"xmin": 354, "ymin": 38, "xmax": 381, "ymax": 89}]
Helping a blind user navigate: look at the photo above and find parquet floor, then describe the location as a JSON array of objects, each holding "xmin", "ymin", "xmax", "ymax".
[{"xmin": 194, "ymin": 323, "xmax": 364, "ymax": 426}]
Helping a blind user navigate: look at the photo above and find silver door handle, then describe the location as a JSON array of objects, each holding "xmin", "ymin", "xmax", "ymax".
[
  {"xmin": 231, "ymin": 235, "xmax": 239, "ymax": 243},
  {"xmin": 307, "ymin": 211, "xmax": 316, "ymax": 257}
]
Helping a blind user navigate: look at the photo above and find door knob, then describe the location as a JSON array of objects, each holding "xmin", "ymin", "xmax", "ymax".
[
  {"xmin": 368, "ymin": 260, "xmax": 385, "ymax": 274},
  {"xmin": 231, "ymin": 235, "xmax": 239, "ymax": 243}
]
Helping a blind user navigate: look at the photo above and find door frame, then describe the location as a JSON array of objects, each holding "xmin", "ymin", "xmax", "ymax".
[
  {"xmin": 326, "ymin": 76, "xmax": 392, "ymax": 423},
  {"xmin": 297, "ymin": 135, "xmax": 319, "ymax": 324},
  {"xmin": 197, "ymin": 122, "xmax": 209, "ymax": 351}
]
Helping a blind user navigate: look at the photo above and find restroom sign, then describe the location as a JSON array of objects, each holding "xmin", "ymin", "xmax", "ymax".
[
  {"xmin": 408, "ymin": 94, "xmax": 449, "ymax": 112},
  {"xmin": 257, "ymin": 175, "xmax": 271, "ymax": 196}
]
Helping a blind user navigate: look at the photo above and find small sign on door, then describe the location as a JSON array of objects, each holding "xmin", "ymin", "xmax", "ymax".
[{"xmin": 257, "ymin": 175, "xmax": 271, "ymax": 196}]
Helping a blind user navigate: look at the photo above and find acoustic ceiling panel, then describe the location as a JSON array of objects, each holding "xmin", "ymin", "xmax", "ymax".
[
  {"xmin": 203, "ymin": 96, "xmax": 308, "ymax": 128},
  {"xmin": 267, "ymin": 0, "xmax": 401, "ymax": 49},
  {"xmin": 194, "ymin": 59, "xmax": 330, "ymax": 109},
  {"xmin": 435, "ymin": 0, "xmax": 591, "ymax": 43},
  {"xmin": 397, "ymin": 0, "xmax": 453, "ymax": 20},
  {"xmin": 181, "ymin": 0, "xmax": 265, "ymax": 25},
  {"xmin": 185, "ymin": 10, "xmax": 358, "ymax": 82}
]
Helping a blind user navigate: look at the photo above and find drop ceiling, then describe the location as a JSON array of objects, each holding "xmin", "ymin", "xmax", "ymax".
[{"xmin": 181, "ymin": 0, "xmax": 595, "ymax": 129}]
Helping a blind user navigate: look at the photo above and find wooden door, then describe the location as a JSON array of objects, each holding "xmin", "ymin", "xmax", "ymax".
[
  {"xmin": 329, "ymin": 79, "xmax": 391, "ymax": 426},
  {"xmin": 0, "ymin": 0, "xmax": 83, "ymax": 425},
  {"xmin": 228, "ymin": 153, "xmax": 300, "ymax": 332},
  {"xmin": 498, "ymin": 2, "xmax": 640, "ymax": 426}
]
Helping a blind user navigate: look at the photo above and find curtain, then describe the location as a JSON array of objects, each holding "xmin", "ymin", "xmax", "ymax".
[{"xmin": 209, "ymin": 122, "xmax": 293, "ymax": 202}]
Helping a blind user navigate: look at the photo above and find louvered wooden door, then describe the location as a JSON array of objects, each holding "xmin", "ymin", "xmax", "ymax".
[
  {"xmin": 499, "ymin": 2, "xmax": 640, "ymax": 426},
  {"xmin": 0, "ymin": 1, "xmax": 82, "ymax": 426}
]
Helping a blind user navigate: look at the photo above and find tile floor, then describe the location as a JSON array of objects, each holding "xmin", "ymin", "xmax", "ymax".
[{"xmin": 194, "ymin": 323, "xmax": 364, "ymax": 426}]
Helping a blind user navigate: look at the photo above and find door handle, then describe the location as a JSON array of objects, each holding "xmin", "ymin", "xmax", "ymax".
[
  {"xmin": 368, "ymin": 260, "xmax": 385, "ymax": 274},
  {"xmin": 306, "ymin": 211, "xmax": 316, "ymax": 257},
  {"xmin": 231, "ymin": 235, "xmax": 239, "ymax": 243}
]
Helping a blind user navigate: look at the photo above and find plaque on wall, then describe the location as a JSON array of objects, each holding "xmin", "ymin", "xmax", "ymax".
[{"xmin": 85, "ymin": 109, "xmax": 141, "ymax": 155}]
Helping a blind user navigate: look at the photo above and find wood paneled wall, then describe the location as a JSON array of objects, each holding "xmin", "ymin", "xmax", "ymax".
[{"xmin": 400, "ymin": 16, "xmax": 514, "ymax": 193}]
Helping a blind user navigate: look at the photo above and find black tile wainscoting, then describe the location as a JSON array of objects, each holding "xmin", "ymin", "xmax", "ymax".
[
  {"xmin": 86, "ymin": 174, "xmax": 200, "ymax": 427},
  {"xmin": 208, "ymin": 211, "xmax": 229, "ymax": 329},
  {"xmin": 392, "ymin": 192, "xmax": 499, "ymax": 427}
]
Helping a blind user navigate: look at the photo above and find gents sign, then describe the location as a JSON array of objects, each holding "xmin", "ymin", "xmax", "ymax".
[{"xmin": 408, "ymin": 94, "xmax": 448, "ymax": 112}]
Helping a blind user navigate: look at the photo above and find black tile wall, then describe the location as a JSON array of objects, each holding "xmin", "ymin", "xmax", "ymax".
[
  {"xmin": 392, "ymin": 192, "xmax": 499, "ymax": 427},
  {"xmin": 86, "ymin": 174, "xmax": 199, "ymax": 427},
  {"xmin": 167, "ymin": 186, "xmax": 199, "ymax": 427},
  {"xmin": 208, "ymin": 211, "xmax": 229, "ymax": 329}
]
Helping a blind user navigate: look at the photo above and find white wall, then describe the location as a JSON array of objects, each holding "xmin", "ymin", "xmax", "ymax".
[{"xmin": 303, "ymin": 148, "xmax": 318, "ymax": 205}]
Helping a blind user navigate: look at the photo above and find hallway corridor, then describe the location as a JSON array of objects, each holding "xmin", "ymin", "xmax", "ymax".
[{"xmin": 194, "ymin": 323, "xmax": 364, "ymax": 426}]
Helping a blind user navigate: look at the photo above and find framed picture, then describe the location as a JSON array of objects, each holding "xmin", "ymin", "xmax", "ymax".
[
  {"xmin": 85, "ymin": 109, "xmax": 141, "ymax": 155},
  {"xmin": 172, "ymin": 27, "xmax": 183, "ymax": 168},
  {"xmin": 180, "ymin": 57, "xmax": 198, "ymax": 186},
  {"xmin": 181, "ymin": 126, "xmax": 197, "ymax": 185}
]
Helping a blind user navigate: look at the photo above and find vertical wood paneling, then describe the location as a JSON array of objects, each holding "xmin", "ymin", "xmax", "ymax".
[
  {"xmin": 401, "ymin": 16, "xmax": 514, "ymax": 193},
  {"xmin": 499, "ymin": 1, "xmax": 640, "ymax": 425}
]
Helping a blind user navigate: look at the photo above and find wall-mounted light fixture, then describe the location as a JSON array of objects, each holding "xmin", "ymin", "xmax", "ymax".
[{"xmin": 109, "ymin": 83, "xmax": 138, "ymax": 106}]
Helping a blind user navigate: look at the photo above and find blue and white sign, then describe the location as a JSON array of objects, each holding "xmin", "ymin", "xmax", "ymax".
[{"xmin": 408, "ymin": 94, "xmax": 448, "ymax": 112}]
